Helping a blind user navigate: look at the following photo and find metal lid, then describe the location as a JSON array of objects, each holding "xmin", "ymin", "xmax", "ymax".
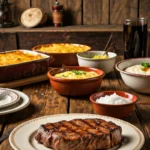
[{"xmin": 55, "ymin": 0, "xmax": 60, "ymax": 5}]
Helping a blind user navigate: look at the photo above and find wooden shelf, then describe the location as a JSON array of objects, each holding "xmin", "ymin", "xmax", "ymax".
[
  {"xmin": 1, "ymin": 25, "xmax": 150, "ymax": 33},
  {"xmin": 0, "ymin": 25, "xmax": 123, "ymax": 33}
]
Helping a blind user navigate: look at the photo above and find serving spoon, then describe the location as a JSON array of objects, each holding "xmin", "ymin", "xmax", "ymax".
[
  {"xmin": 103, "ymin": 34, "xmax": 115, "ymax": 56},
  {"xmin": 103, "ymin": 34, "xmax": 113, "ymax": 56}
]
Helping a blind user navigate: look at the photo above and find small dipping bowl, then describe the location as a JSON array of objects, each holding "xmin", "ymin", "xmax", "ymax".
[{"xmin": 90, "ymin": 90, "xmax": 137, "ymax": 118}]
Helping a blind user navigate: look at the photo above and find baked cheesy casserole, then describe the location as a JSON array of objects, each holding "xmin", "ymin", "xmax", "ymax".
[
  {"xmin": 32, "ymin": 43, "xmax": 91, "ymax": 53},
  {"xmin": 0, "ymin": 50, "xmax": 45, "ymax": 66}
]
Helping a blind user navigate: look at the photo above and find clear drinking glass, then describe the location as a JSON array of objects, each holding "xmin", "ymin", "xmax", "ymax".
[{"xmin": 123, "ymin": 18, "xmax": 148, "ymax": 59}]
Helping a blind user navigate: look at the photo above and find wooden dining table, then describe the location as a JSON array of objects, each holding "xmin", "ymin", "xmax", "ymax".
[{"xmin": 0, "ymin": 56, "xmax": 150, "ymax": 150}]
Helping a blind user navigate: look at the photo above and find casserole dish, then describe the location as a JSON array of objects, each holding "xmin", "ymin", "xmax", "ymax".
[
  {"xmin": 32, "ymin": 43, "xmax": 91, "ymax": 67},
  {"xmin": 0, "ymin": 50, "xmax": 50, "ymax": 83}
]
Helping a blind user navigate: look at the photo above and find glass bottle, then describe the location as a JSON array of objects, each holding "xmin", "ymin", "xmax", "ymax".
[{"xmin": 0, "ymin": 3, "xmax": 4, "ymax": 25}]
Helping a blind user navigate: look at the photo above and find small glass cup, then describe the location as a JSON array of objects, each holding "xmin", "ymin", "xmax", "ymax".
[{"xmin": 123, "ymin": 18, "xmax": 148, "ymax": 59}]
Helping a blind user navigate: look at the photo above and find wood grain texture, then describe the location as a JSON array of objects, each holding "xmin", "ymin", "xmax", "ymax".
[
  {"xmin": 0, "ymin": 33, "xmax": 17, "ymax": 52},
  {"xmin": 139, "ymin": 0, "xmax": 150, "ymax": 26},
  {"xmin": 110, "ymin": 0, "xmax": 138, "ymax": 25},
  {"xmin": 61, "ymin": 0, "xmax": 82, "ymax": 25},
  {"xmin": 39, "ymin": 88, "xmax": 68, "ymax": 115},
  {"xmin": 16, "ymin": 31, "xmax": 137, "ymax": 56},
  {"xmin": 10, "ymin": 0, "xmax": 30, "ymax": 24},
  {"xmin": 17, "ymin": 32, "xmax": 112, "ymax": 52},
  {"xmin": 12, "ymin": 31, "xmax": 150, "ymax": 57},
  {"xmin": 3, "ymin": 0, "xmax": 150, "ymax": 26},
  {"xmin": 70, "ymin": 97, "xmax": 94, "ymax": 113},
  {"xmin": 0, "ymin": 31, "xmax": 149, "ymax": 56},
  {"xmin": 31, "ymin": 0, "xmax": 51, "ymax": 24},
  {"xmin": 1, "ymin": 56, "xmax": 150, "ymax": 150},
  {"xmin": 0, "ymin": 74, "xmax": 48, "ymax": 88},
  {"xmin": 0, "ymin": 25, "xmax": 123, "ymax": 32},
  {"xmin": 83, "ymin": 0, "xmax": 109, "ymax": 25},
  {"xmin": 31, "ymin": 0, "xmax": 82, "ymax": 26},
  {"xmin": 0, "ymin": 82, "xmax": 67, "ymax": 150}
]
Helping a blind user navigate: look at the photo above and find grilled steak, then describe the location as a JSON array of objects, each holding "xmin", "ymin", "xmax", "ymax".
[{"xmin": 35, "ymin": 118, "xmax": 122, "ymax": 150}]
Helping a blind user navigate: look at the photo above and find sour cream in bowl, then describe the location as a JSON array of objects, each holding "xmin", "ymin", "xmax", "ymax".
[
  {"xmin": 116, "ymin": 58, "xmax": 150, "ymax": 94},
  {"xmin": 90, "ymin": 90, "xmax": 137, "ymax": 118},
  {"xmin": 95, "ymin": 93, "xmax": 132, "ymax": 105}
]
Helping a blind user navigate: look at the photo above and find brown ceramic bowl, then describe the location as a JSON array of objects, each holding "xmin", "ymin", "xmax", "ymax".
[
  {"xmin": 47, "ymin": 66, "xmax": 105, "ymax": 97},
  {"xmin": 32, "ymin": 43, "xmax": 91, "ymax": 67},
  {"xmin": 90, "ymin": 90, "xmax": 137, "ymax": 118}
]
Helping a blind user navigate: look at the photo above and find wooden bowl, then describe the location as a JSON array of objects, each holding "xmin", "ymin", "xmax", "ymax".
[
  {"xmin": 32, "ymin": 43, "xmax": 91, "ymax": 67},
  {"xmin": 90, "ymin": 90, "xmax": 137, "ymax": 118},
  {"xmin": 47, "ymin": 66, "xmax": 105, "ymax": 97}
]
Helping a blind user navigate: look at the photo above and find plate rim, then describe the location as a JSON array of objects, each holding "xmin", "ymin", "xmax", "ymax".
[
  {"xmin": 0, "ymin": 89, "xmax": 30, "ymax": 115},
  {"xmin": 0, "ymin": 88, "xmax": 20, "ymax": 108},
  {"xmin": 9, "ymin": 113, "xmax": 145, "ymax": 150}
]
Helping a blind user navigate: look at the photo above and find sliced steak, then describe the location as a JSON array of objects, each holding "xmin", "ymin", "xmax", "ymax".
[{"xmin": 35, "ymin": 118, "xmax": 122, "ymax": 150}]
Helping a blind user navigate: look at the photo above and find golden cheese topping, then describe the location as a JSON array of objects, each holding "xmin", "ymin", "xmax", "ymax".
[
  {"xmin": 0, "ymin": 51, "xmax": 45, "ymax": 66},
  {"xmin": 54, "ymin": 70, "xmax": 99, "ymax": 79},
  {"xmin": 33, "ymin": 44, "xmax": 90, "ymax": 53}
]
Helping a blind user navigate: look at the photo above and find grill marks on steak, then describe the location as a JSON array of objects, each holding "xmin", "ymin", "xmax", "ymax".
[{"xmin": 35, "ymin": 118, "xmax": 122, "ymax": 150}]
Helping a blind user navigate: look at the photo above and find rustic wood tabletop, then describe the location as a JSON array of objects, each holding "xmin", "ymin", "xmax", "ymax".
[{"xmin": 0, "ymin": 56, "xmax": 150, "ymax": 150}]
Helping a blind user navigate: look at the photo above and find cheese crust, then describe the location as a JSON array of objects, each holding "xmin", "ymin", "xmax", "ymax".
[
  {"xmin": 0, "ymin": 51, "xmax": 45, "ymax": 66},
  {"xmin": 33, "ymin": 43, "xmax": 91, "ymax": 53}
]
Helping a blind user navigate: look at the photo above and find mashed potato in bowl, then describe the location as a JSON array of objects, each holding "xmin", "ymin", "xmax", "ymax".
[
  {"xmin": 125, "ymin": 63, "xmax": 150, "ymax": 75},
  {"xmin": 54, "ymin": 70, "xmax": 99, "ymax": 79}
]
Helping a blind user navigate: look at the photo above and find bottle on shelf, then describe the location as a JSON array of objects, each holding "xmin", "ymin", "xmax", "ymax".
[{"xmin": 52, "ymin": 0, "xmax": 63, "ymax": 27}]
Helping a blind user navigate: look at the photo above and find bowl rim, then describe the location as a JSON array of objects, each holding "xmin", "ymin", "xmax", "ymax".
[
  {"xmin": 77, "ymin": 51, "xmax": 117, "ymax": 60},
  {"xmin": 47, "ymin": 66, "xmax": 105, "ymax": 82},
  {"xmin": 90, "ymin": 90, "xmax": 137, "ymax": 106},
  {"xmin": 32, "ymin": 43, "xmax": 91, "ymax": 54},
  {"xmin": 115, "ymin": 58, "xmax": 150, "ymax": 77}
]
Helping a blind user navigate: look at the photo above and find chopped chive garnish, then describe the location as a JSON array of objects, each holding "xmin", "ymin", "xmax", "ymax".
[
  {"xmin": 72, "ymin": 70, "xmax": 86, "ymax": 75},
  {"xmin": 141, "ymin": 62, "xmax": 150, "ymax": 68}
]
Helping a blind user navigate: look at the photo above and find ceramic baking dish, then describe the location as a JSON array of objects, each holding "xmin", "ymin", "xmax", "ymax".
[
  {"xmin": 0, "ymin": 50, "xmax": 50, "ymax": 82},
  {"xmin": 32, "ymin": 43, "xmax": 91, "ymax": 67}
]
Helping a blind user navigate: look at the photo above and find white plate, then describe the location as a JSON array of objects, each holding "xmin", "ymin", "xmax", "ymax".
[
  {"xmin": 9, "ymin": 114, "xmax": 144, "ymax": 150},
  {"xmin": 0, "ymin": 89, "xmax": 30, "ymax": 115},
  {"xmin": 0, "ymin": 88, "xmax": 20, "ymax": 108}
]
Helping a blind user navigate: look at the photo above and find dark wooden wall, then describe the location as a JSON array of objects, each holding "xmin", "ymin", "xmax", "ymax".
[
  {"xmin": 0, "ymin": 32, "xmax": 150, "ymax": 56},
  {"xmin": 10, "ymin": 0, "xmax": 150, "ymax": 26},
  {"xmin": 0, "ymin": 0, "xmax": 149, "ymax": 56}
]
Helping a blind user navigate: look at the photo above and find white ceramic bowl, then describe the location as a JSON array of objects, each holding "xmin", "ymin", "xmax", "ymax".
[
  {"xmin": 116, "ymin": 58, "xmax": 150, "ymax": 94},
  {"xmin": 77, "ymin": 51, "xmax": 117, "ymax": 74}
]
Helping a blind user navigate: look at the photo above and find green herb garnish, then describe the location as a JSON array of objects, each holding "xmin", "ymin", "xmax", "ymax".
[
  {"xmin": 72, "ymin": 70, "xmax": 86, "ymax": 75},
  {"xmin": 141, "ymin": 62, "xmax": 150, "ymax": 68},
  {"xmin": 62, "ymin": 75, "xmax": 67, "ymax": 77}
]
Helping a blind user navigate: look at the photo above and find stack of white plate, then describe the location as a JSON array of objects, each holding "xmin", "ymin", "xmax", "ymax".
[{"xmin": 0, "ymin": 88, "xmax": 30, "ymax": 115}]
